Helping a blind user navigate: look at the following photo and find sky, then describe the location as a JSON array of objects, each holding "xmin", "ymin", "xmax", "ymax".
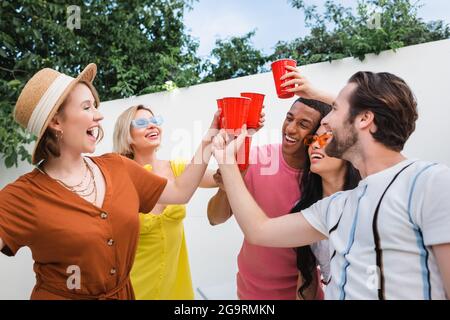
[{"xmin": 184, "ymin": 0, "xmax": 450, "ymax": 57}]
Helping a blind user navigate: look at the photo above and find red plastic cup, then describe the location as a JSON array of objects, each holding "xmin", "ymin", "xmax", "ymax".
[
  {"xmin": 237, "ymin": 136, "xmax": 252, "ymax": 171},
  {"xmin": 216, "ymin": 98, "xmax": 224, "ymax": 128},
  {"xmin": 240, "ymin": 92, "xmax": 265, "ymax": 129},
  {"xmin": 221, "ymin": 97, "xmax": 251, "ymax": 133},
  {"xmin": 271, "ymin": 59, "xmax": 297, "ymax": 99}
]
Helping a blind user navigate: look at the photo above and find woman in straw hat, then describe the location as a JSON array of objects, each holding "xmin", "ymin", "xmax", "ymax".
[{"xmin": 0, "ymin": 63, "xmax": 220, "ymax": 300}]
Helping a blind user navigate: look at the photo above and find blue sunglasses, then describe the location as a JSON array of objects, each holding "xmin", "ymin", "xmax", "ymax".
[{"xmin": 131, "ymin": 115, "xmax": 164, "ymax": 128}]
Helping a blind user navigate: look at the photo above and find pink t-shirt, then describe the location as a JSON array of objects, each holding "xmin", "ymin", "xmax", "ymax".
[{"xmin": 237, "ymin": 144, "xmax": 302, "ymax": 300}]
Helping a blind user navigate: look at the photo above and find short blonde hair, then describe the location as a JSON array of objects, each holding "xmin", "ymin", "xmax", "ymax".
[{"xmin": 113, "ymin": 105, "xmax": 154, "ymax": 159}]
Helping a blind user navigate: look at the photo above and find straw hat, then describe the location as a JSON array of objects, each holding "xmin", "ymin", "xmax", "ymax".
[{"xmin": 14, "ymin": 63, "xmax": 99, "ymax": 164}]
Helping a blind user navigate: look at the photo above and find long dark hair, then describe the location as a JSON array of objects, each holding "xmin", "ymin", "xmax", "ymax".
[{"xmin": 290, "ymin": 149, "xmax": 361, "ymax": 299}]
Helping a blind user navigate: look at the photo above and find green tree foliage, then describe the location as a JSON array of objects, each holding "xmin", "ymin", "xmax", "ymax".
[
  {"xmin": 201, "ymin": 31, "xmax": 267, "ymax": 82},
  {"xmin": 0, "ymin": 0, "xmax": 200, "ymax": 167},
  {"xmin": 272, "ymin": 0, "xmax": 450, "ymax": 64},
  {"xmin": 1, "ymin": 0, "xmax": 449, "ymax": 167}
]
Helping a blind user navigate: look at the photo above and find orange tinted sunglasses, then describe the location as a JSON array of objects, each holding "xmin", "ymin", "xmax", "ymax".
[{"xmin": 303, "ymin": 132, "xmax": 332, "ymax": 147}]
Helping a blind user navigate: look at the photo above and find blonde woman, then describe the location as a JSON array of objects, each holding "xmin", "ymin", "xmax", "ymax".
[
  {"xmin": 113, "ymin": 105, "xmax": 264, "ymax": 299},
  {"xmin": 0, "ymin": 64, "xmax": 219, "ymax": 299}
]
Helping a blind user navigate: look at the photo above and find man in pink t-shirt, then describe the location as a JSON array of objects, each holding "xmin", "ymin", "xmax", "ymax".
[{"xmin": 207, "ymin": 97, "xmax": 331, "ymax": 299}]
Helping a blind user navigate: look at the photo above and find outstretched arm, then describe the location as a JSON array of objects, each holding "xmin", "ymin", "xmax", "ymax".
[
  {"xmin": 207, "ymin": 169, "xmax": 234, "ymax": 225},
  {"xmin": 212, "ymin": 128, "xmax": 326, "ymax": 247},
  {"xmin": 158, "ymin": 111, "xmax": 220, "ymax": 204},
  {"xmin": 199, "ymin": 170, "xmax": 218, "ymax": 188}
]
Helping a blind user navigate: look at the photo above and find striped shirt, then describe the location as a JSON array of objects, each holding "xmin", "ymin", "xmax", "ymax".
[{"xmin": 302, "ymin": 159, "xmax": 450, "ymax": 300}]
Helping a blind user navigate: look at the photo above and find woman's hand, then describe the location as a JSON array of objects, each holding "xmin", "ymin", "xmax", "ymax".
[
  {"xmin": 203, "ymin": 109, "xmax": 222, "ymax": 143},
  {"xmin": 248, "ymin": 106, "xmax": 266, "ymax": 136},
  {"xmin": 210, "ymin": 109, "xmax": 221, "ymax": 130},
  {"xmin": 280, "ymin": 66, "xmax": 336, "ymax": 105},
  {"xmin": 212, "ymin": 125, "xmax": 247, "ymax": 166},
  {"xmin": 280, "ymin": 66, "xmax": 320, "ymax": 99}
]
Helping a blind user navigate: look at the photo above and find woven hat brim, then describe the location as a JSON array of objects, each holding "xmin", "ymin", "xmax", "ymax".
[{"xmin": 31, "ymin": 63, "xmax": 98, "ymax": 165}]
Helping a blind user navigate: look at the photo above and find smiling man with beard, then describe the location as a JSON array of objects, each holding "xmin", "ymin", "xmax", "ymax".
[{"xmin": 212, "ymin": 71, "xmax": 450, "ymax": 300}]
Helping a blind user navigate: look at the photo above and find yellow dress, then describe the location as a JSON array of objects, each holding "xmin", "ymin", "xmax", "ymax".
[{"xmin": 130, "ymin": 160, "xmax": 194, "ymax": 300}]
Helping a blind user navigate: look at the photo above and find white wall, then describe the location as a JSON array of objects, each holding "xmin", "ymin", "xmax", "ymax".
[{"xmin": 1, "ymin": 39, "xmax": 450, "ymax": 299}]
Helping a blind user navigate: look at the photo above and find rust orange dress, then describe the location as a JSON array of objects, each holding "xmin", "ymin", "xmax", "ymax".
[{"xmin": 0, "ymin": 153, "xmax": 167, "ymax": 300}]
